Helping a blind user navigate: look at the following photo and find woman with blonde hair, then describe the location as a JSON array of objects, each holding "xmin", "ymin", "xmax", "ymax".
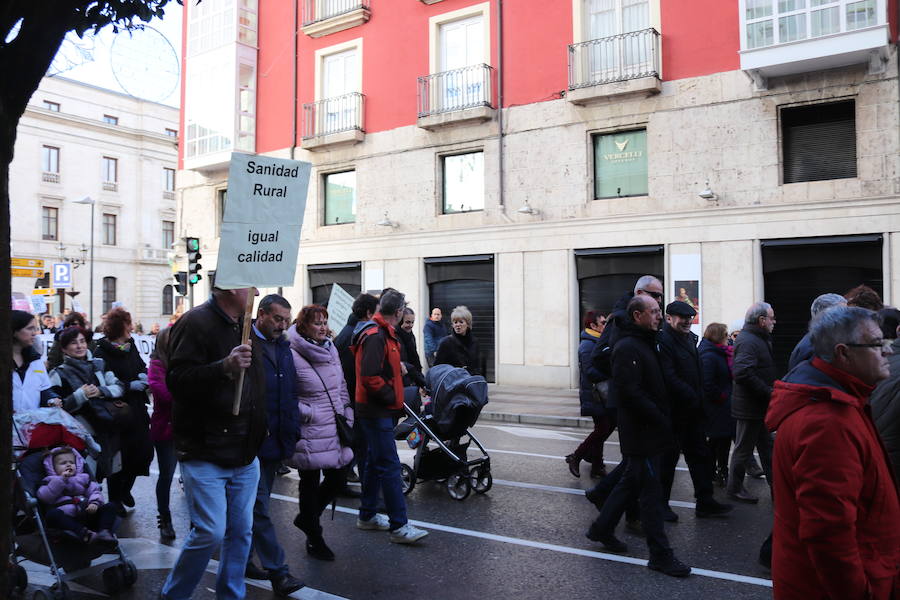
[{"xmin": 434, "ymin": 305, "xmax": 485, "ymax": 376}]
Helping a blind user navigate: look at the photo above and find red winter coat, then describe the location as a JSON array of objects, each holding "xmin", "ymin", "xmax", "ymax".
[
  {"xmin": 350, "ymin": 313, "xmax": 404, "ymax": 418},
  {"xmin": 766, "ymin": 357, "xmax": 900, "ymax": 600}
]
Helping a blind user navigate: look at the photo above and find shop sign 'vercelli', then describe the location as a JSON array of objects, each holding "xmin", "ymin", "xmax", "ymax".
[{"xmin": 215, "ymin": 153, "xmax": 311, "ymax": 289}]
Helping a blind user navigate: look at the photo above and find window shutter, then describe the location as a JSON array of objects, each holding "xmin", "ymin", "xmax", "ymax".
[{"xmin": 782, "ymin": 100, "xmax": 856, "ymax": 184}]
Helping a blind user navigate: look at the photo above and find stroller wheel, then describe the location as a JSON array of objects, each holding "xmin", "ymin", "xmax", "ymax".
[
  {"xmin": 11, "ymin": 563, "xmax": 27, "ymax": 593},
  {"xmin": 400, "ymin": 464, "xmax": 416, "ymax": 495},
  {"xmin": 447, "ymin": 473, "xmax": 471, "ymax": 501},
  {"xmin": 121, "ymin": 559, "xmax": 138, "ymax": 587},
  {"xmin": 471, "ymin": 465, "xmax": 493, "ymax": 494},
  {"xmin": 103, "ymin": 565, "xmax": 125, "ymax": 594},
  {"xmin": 33, "ymin": 582, "xmax": 69, "ymax": 600}
]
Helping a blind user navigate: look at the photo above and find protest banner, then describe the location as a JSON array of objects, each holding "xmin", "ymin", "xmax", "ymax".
[
  {"xmin": 326, "ymin": 283, "xmax": 355, "ymax": 335},
  {"xmin": 217, "ymin": 153, "xmax": 311, "ymax": 413},
  {"xmin": 36, "ymin": 333, "xmax": 156, "ymax": 365}
]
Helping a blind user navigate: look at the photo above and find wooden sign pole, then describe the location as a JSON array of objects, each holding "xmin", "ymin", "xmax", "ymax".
[{"xmin": 232, "ymin": 289, "xmax": 256, "ymax": 416}]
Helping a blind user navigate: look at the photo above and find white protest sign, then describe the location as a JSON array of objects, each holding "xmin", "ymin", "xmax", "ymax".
[
  {"xmin": 326, "ymin": 283, "xmax": 355, "ymax": 334},
  {"xmin": 215, "ymin": 153, "xmax": 311, "ymax": 289},
  {"xmin": 30, "ymin": 295, "xmax": 47, "ymax": 314},
  {"xmin": 36, "ymin": 333, "xmax": 157, "ymax": 365}
]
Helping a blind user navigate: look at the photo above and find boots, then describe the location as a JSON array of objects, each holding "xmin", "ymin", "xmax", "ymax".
[
  {"xmin": 158, "ymin": 513, "xmax": 176, "ymax": 540},
  {"xmin": 293, "ymin": 514, "xmax": 335, "ymax": 561}
]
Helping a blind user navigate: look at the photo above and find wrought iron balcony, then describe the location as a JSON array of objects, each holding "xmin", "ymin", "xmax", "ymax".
[
  {"xmin": 418, "ymin": 64, "xmax": 494, "ymax": 118},
  {"xmin": 568, "ymin": 28, "xmax": 660, "ymax": 90},
  {"xmin": 302, "ymin": 92, "xmax": 365, "ymax": 140},
  {"xmin": 302, "ymin": 0, "xmax": 369, "ymax": 26}
]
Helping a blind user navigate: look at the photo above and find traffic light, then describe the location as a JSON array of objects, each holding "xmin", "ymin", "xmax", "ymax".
[
  {"xmin": 186, "ymin": 237, "xmax": 202, "ymax": 285},
  {"xmin": 174, "ymin": 271, "xmax": 188, "ymax": 296}
]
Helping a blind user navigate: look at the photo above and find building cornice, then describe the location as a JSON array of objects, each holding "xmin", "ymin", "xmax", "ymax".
[{"xmin": 23, "ymin": 106, "xmax": 179, "ymax": 148}]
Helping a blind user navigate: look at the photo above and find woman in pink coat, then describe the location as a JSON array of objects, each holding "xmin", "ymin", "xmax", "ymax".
[
  {"xmin": 147, "ymin": 327, "xmax": 176, "ymax": 540},
  {"xmin": 289, "ymin": 305, "xmax": 354, "ymax": 561}
]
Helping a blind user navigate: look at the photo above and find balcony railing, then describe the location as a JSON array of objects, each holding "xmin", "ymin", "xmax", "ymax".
[
  {"xmin": 418, "ymin": 64, "xmax": 494, "ymax": 118},
  {"xmin": 568, "ymin": 28, "xmax": 660, "ymax": 90},
  {"xmin": 42, "ymin": 172, "xmax": 60, "ymax": 183},
  {"xmin": 103, "ymin": 181, "xmax": 118, "ymax": 192},
  {"xmin": 302, "ymin": 92, "xmax": 365, "ymax": 140},
  {"xmin": 302, "ymin": 0, "xmax": 369, "ymax": 26},
  {"xmin": 163, "ymin": 190, "xmax": 175, "ymax": 200}
]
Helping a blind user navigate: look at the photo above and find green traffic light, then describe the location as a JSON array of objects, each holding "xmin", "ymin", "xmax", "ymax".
[
  {"xmin": 186, "ymin": 237, "xmax": 200, "ymax": 252},
  {"xmin": 189, "ymin": 273, "xmax": 201, "ymax": 285}
]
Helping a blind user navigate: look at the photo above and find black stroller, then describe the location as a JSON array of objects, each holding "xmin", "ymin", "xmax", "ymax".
[
  {"xmin": 9, "ymin": 409, "xmax": 137, "ymax": 599},
  {"xmin": 395, "ymin": 364, "xmax": 491, "ymax": 501}
]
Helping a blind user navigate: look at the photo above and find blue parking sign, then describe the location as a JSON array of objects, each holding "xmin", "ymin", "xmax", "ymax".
[{"xmin": 52, "ymin": 262, "xmax": 72, "ymax": 288}]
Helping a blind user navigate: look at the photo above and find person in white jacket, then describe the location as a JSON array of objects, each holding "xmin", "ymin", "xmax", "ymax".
[{"xmin": 11, "ymin": 310, "xmax": 58, "ymax": 412}]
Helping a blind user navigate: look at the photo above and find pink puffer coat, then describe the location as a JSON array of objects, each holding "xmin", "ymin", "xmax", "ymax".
[
  {"xmin": 37, "ymin": 447, "xmax": 103, "ymax": 517},
  {"xmin": 288, "ymin": 328, "xmax": 354, "ymax": 471}
]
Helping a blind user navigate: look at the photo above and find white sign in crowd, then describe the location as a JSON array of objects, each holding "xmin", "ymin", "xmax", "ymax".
[{"xmin": 35, "ymin": 333, "xmax": 157, "ymax": 366}]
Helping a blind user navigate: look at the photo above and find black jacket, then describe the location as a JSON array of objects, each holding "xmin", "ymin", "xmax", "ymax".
[
  {"xmin": 731, "ymin": 324, "xmax": 778, "ymax": 420},
  {"xmin": 698, "ymin": 338, "xmax": 735, "ymax": 439},
  {"xmin": 657, "ymin": 323, "xmax": 703, "ymax": 417},
  {"xmin": 435, "ymin": 330, "xmax": 485, "ymax": 377},
  {"xmin": 612, "ymin": 321, "xmax": 673, "ymax": 457},
  {"xmin": 397, "ymin": 328, "xmax": 426, "ymax": 388},
  {"xmin": 334, "ymin": 314, "xmax": 358, "ymax": 400},
  {"xmin": 589, "ymin": 291, "xmax": 632, "ymax": 409},
  {"xmin": 166, "ymin": 299, "xmax": 267, "ymax": 468}
]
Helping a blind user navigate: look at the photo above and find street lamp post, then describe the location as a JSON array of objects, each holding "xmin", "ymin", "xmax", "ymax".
[{"xmin": 74, "ymin": 196, "xmax": 95, "ymax": 327}]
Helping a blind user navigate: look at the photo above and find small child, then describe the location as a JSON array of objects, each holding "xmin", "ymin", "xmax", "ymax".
[{"xmin": 36, "ymin": 446, "xmax": 118, "ymax": 548}]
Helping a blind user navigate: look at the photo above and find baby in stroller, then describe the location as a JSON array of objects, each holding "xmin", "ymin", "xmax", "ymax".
[{"xmin": 37, "ymin": 446, "xmax": 118, "ymax": 549}]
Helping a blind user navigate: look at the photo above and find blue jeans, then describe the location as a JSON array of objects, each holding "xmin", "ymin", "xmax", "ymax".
[
  {"xmin": 358, "ymin": 416, "xmax": 407, "ymax": 530},
  {"xmin": 161, "ymin": 458, "xmax": 259, "ymax": 600},
  {"xmin": 154, "ymin": 440, "xmax": 177, "ymax": 517},
  {"xmin": 250, "ymin": 458, "xmax": 288, "ymax": 577}
]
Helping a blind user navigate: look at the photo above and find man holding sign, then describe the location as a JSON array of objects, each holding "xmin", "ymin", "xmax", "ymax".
[{"xmin": 162, "ymin": 153, "xmax": 310, "ymax": 600}]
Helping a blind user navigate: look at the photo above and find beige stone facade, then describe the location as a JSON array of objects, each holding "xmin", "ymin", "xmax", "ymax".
[{"xmin": 178, "ymin": 52, "xmax": 900, "ymax": 388}]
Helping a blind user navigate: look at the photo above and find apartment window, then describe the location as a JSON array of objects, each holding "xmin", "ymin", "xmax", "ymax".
[
  {"xmin": 42, "ymin": 146, "xmax": 60, "ymax": 174},
  {"xmin": 237, "ymin": 63, "xmax": 257, "ymax": 152},
  {"xmin": 782, "ymin": 100, "xmax": 856, "ymax": 184},
  {"xmin": 102, "ymin": 277, "xmax": 117, "ymax": 314},
  {"xmin": 323, "ymin": 170, "xmax": 356, "ymax": 225},
  {"xmin": 321, "ymin": 47, "xmax": 359, "ymax": 132},
  {"xmin": 583, "ymin": 0, "xmax": 650, "ymax": 40},
  {"xmin": 593, "ymin": 129, "xmax": 648, "ymax": 198},
  {"xmin": 42, "ymin": 207, "xmax": 58, "ymax": 241},
  {"xmin": 442, "ymin": 151, "xmax": 484, "ymax": 213},
  {"xmin": 165, "ymin": 128, "xmax": 178, "ymax": 137},
  {"xmin": 162, "ymin": 285, "xmax": 174, "ymax": 315},
  {"xmin": 102, "ymin": 213, "xmax": 117, "ymax": 246},
  {"xmin": 162, "ymin": 220, "xmax": 175, "ymax": 249},
  {"xmin": 744, "ymin": 0, "xmax": 878, "ymax": 49},
  {"xmin": 238, "ymin": 0, "xmax": 259, "ymax": 45},
  {"xmin": 102, "ymin": 114, "xmax": 119, "ymax": 125},
  {"xmin": 43, "ymin": 101, "xmax": 60, "ymax": 112},
  {"xmin": 102, "ymin": 157, "xmax": 118, "ymax": 183},
  {"xmin": 164, "ymin": 167, "xmax": 176, "ymax": 192},
  {"xmin": 217, "ymin": 189, "xmax": 228, "ymax": 234}
]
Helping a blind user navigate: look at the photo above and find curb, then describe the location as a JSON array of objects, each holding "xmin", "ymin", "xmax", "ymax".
[{"xmin": 479, "ymin": 411, "xmax": 593, "ymax": 429}]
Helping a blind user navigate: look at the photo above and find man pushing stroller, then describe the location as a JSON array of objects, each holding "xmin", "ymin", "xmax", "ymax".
[{"xmin": 36, "ymin": 446, "xmax": 118, "ymax": 549}]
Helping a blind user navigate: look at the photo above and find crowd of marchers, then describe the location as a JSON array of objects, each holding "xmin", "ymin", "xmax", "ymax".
[
  {"xmin": 568, "ymin": 275, "xmax": 900, "ymax": 595},
  {"xmin": 11, "ymin": 284, "xmax": 490, "ymax": 599}
]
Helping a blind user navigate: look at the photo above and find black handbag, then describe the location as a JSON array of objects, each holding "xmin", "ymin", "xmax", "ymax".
[
  {"xmin": 591, "ymin": 380, "xmax": 609, "ymax": 406},
  {"xmin": 309, "ymin": 364, "xmax": 356, "ymax": 448}
]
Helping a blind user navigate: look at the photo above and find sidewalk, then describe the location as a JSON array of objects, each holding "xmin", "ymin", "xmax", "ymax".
[{"xmin": 481, "ymin": 384, "xmax": 592, "ymax": 429}]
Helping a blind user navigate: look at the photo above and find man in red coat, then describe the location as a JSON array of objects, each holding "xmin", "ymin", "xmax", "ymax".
[{"xmin": 766, "ymin": 306, "xmax": 900, "ymax": 599}]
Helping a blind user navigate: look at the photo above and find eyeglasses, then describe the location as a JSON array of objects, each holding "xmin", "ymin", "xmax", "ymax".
[
  {"xmin": 845, "ymin": 340, "xmax": 893, "ymax": 352},
  {"xmin": 640, "ymin": 290, "xmax": 663, "ymax": 300}
]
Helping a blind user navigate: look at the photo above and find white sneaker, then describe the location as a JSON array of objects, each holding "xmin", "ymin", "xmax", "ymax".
[
  {"xmin": 389, "ymin": 523, "xmax": 429, "ymax": 544},
  {"xmin": 356, "ymin": 514, "xmax": 390, "ymax": 531}
]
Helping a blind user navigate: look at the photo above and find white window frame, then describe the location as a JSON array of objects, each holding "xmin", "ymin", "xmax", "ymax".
[
  {"xmin": 314, "ymin": 38, "xmax": 363, "ymax": 101},
  {"xmin": 572, "ymin": 0, "xmax": 660, "ymax": 44},
  {"xmin": 42, "ymin": 146, "xmax": 60, "ymax": 174},
  {"xmin": 428, "ymin": 2, "xmax": 491, "ymax": 76},
  {"xmin": 739, "ymin": 0, "xmax": 883, "ymax": 51},
  {"xmin": 102, "ymin": 156, "xmax": 118, "ymax": 183}
]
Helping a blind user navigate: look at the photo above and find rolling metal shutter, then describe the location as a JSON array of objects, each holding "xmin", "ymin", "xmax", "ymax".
[
  {"xmin": 782, "ymin": 100, "xmax": 856, "ymax": 184},
  {"xmin": 425, "ymin": 255, "xmax": 495, "ymax": 382},
  {"xmin": 575, "ymin": 246, "xmax": 664, "ymax": 319},
  {"xmin": 308, "ymin": 262, "xmax": 362, "ymax": 306}
]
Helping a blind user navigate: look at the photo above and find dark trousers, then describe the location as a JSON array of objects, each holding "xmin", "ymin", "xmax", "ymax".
[
  {"xmin": 45, "ymin": 503, "xmax": 118, "ymax": 537},
  {"xmin": 587, "ymin": 459, "xmax": 639, "ymax": 521},
  {"xmin": 660, "ymin": 418, "xmax": 715, "ymax": 503},
  {"xmin": 251, "ymin": 459, "xmax": 288, "ymax": 577},
  {"xmin": 155, "ymin": 440, "xmax": 177, "ymax": 517},
  {"xmin": 297, "ymin": 467, "xmax": 348, "ymax": 536},
  {"xmin": 707, "ymin": 437, "xmax": 731, "ymax": 473},
  {"xmin": 573, "ymin": 413, "xmax": 617, "ymax": 466},
  {"xmin": 591, "ymin": 455, "xmax": 671, "ymax": 559}
]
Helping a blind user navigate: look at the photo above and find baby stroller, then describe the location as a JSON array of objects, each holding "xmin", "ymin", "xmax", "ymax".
[
  {"xmin": 9, "ymin": 408, "xmax": 137, "ymax": 600},
  {"xmin": 394, "ymin": 364, "xmax": 491, "ymax": 501}
]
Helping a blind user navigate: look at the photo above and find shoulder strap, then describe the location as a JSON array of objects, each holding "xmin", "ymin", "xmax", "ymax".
[{"xmin": 308, "ymin": 363, "xmax": 340, "ymax": 418}]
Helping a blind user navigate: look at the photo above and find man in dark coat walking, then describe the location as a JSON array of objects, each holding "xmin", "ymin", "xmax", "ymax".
[
  {"xmin": 586, "ymin": 295, "xmax": 691, "ymax": 578},
  {"xmin": 787, "ymin": 293, "xmax": 846, "ymax": 371},
  {"xmin": 657, "ymin": 301, "xmax": 732, "ymax": 520},
  {"xmin": 245, "ymin": 295, "xmax": 303, "ymax": 595},
  {"xmin": 727, "ymin": 301, "xmax": 778, "ymax": 503}
]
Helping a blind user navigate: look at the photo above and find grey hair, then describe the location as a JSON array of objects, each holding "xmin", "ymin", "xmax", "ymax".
[
  {"xmin": 378, "ymin": 290, "xmax": 406, "ymax": 316},
  {"xmin": 451, "ymin": 305, "xmax": 473, "ymax": 327},
  {"xmin": 744, "ymin": 301, "xmax": 772, "ymax": 326},
  {"xmin": 633, "ymin": 275, "xmax": 662, "ymax": 295},
  {"xmin": 810, "ymin": 306, "xmax": 882, "ymax": 362},
  {"xmin": 810, "ymin": 293, "xmax": 846, "ymax": 318}
]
